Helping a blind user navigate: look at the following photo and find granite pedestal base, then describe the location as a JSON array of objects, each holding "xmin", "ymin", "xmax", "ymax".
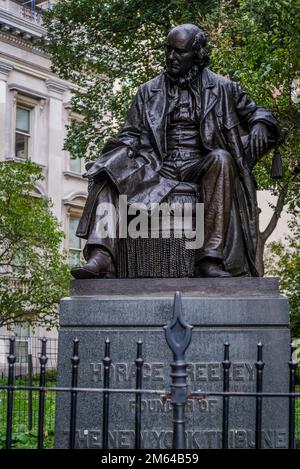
[{"xmin": 55, "ymin": 278, "xmax": 290, "ymax": 449}]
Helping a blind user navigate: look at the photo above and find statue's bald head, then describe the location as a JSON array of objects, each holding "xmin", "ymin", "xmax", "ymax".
[
  {"xmin": 167, "ymin": 24, "xmax": 206, "ymax": 48},
  {"xmin": 165, "ymin": 23, "xmax": 209, "ymax": 77}
]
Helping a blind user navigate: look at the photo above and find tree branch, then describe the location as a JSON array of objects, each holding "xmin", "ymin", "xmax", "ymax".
[{"xmin": 260, "ymin": 185, "xmax": 288, "ymax": 244}]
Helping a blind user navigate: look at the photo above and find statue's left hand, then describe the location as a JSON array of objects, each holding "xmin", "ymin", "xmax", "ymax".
[
  {"xmin": 82, "ymin": 162, "xmax": 94, "ymax": 178},
  {"xmin": 83, "ymin": 161, "xmax": 100, "ymax": 178},
  {"xmin": 249, "ymin": 122, "xmax": 269, "ymax": 160}
]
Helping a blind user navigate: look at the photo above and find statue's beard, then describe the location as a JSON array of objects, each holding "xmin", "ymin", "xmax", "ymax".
[
  {"xmin": 166, "ymin": 65, "xmax": 185, "ymax": 77},
  {"xmin": 164, "ymin": 63, "xmax": 201, "ymax": 87},
  {"xmin": 166, "ymin": 61, "xmax": 195, "ymax": 78}
]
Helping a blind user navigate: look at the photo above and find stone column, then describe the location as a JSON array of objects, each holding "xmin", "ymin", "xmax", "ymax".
[
  {"xmin": 0, "ymin": 60, "xmax": 13, "ymax": 161},
  {"xmin": 45, "ymin": 79, "xmax": 69, "ymax": 221}
]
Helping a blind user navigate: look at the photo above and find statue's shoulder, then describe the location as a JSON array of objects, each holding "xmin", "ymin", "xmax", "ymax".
[
  {"xmin": 203, "ymin": 68, "xmax": 235, "ymax": 90},
  {"xmin": 138, "ymin": 73, "xmax": 165, "ymax": 95}
]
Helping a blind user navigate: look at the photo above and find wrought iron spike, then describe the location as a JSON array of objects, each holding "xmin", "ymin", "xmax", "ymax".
[{"xmin": 164, "ymin": 292, "xmax": 193, "ymax": 360}]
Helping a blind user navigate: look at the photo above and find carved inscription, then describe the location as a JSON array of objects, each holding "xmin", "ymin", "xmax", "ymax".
[
  {"xmin": 90, "ymin": 361, "xmax": 255, "ymax": 383},
  {"xmin": 63, "ymin": 428, "xmax": 288, "ymax": 449},
  {"xmin": 128, "ymin": 398, "xmax": 219, "ymax": 414}
]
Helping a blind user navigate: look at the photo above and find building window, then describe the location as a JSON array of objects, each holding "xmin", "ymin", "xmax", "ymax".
[
  {"xmin": 15, "ymin": 106, "xmax": 31, "ymax": 159},
  {"xmin": 14, "ymin": 324, "xmax": 30, "ymax": 364},
  {"xmin": 69, "ymin": 216, "xmax": 84, "ymax": 267},
  {"xmin": 69, "ymin": 157, "xmax": 82, "ymax": 174}
]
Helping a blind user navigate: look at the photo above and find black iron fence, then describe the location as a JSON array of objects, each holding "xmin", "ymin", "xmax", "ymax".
[
  {"xmin": 0, "ymin": 335, "xmax": 57, "ymax": 445},
  {"xmin": 0, "ymin": 335, "xmax": 58, "ymax": 379},
  {"xmin": 0, "ymin": 293, "xmax": 300, "ymax": 450}
]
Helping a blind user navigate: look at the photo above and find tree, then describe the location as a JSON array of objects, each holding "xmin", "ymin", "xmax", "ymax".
[
  {"xmin": 43, "ymin": 0, "xmax": 300, "ymax": 274},
  {"xmin": 264, "ymin": 219, "xmax": 300, "ymax": 338},
  {"xmin": 43, "ymin": 0, "xmax": 221, "ymax": 160},
  {"xmin": 0, "ymin": 160, "xmax": 70, "ymax": 330},
  {"xmin": 208, "ymin": 0, "xmax": 300, "ymax": 274}
]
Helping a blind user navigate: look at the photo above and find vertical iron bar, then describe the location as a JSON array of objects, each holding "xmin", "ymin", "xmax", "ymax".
[
  {"xmin": 6, "ymin": 337, "xmax": 16, "ymax": 449},
  {"xmin": 30, "ymin": 0, "xmax": 35, "ymax": 18},
  {"xmin": 135, "ymin": 340, "xmax": 144, "ymax": 449},
  {"xmin": 69, "ymin": 338, "xmax": 80, "ymax": 449},
  {"xmin": 27, "ymin": 352, "xmax": 33, "ymax": 433},
  {"xmin": 255, "ymin": 342, "xmax": 264, "ymax": 449},
  {"xmin": 222, "ymin": 342, "xmax": 231, "ymax": 449},
  {"xmin": 22, "ymin": 0, "xmax": 26, "ymax": 17},
  {"xmin": 288, "ymin": 342, "xmax": 298, "ymax": 449},
  {"xmin": 102, "ymin": 338, "xmax": 111, "ymax": 449},
  {"xmin": 37, "ymin": 337, "xmax": 48, "ymax": 449},
  {"xmin": 164, "ymin": 292, "xmax": 193, "ymax": 449}
]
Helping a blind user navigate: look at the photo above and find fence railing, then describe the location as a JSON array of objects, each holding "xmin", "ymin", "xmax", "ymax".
[
  {"xmin": 0, "ymin": 334, "xmax": 57, "ymax": 440},
  {"xmin": 0, "ymin": 335, "xmax": 57, "ymax": 378},
  {"xmin": 0, "ymin": 292, "xmax": 299, "ymax": 450},
  {"xmin": 5, "ymin": 1, "xmax": 52, "ymax": 23}
]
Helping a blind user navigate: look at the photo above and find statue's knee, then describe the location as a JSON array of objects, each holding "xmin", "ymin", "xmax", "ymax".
[{"xmin": 209, "ymin": 149, "xmax": 233, "ymax": 166}]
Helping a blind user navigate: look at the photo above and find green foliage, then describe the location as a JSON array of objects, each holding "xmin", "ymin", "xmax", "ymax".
[
  {"xmin": 0, "ymin": 160, "xmax": 70, "ymax": 329},
  {"xmin": 265, "ymin": 219, "xmax": 300, "ymax": 338},
  {"xmin": 43, "ymin": 0, "xmax": 220, "ymax": 160},
  {"xmin": 209, "ymin": 0, "xmax": 300, "ymax": 212},
  {"xmin": 43, "ymin": 0, "xmax": 299, "ymax": 213},
  {"xmin": 0, "ymin": 377, "xmax": 55, "ymax": 449},
  {"xmin": 210, "ymin": 0, "xmax": 299, "ymax": 332}
]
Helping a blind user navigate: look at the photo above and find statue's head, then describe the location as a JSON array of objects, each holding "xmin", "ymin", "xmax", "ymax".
[{"xmin": 165, "ymin": 24, "xmax": 209, "ymax": 77}]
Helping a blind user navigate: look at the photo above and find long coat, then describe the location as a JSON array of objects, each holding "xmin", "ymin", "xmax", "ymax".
[{"xmin": 77, "ymin": 68, "xmax": 281, "ymax": 276}]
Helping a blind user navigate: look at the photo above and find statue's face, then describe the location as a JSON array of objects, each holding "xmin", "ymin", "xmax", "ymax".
[{"xmin": 165, "ymin": 28, "xmax": 196, "ymax": 77}]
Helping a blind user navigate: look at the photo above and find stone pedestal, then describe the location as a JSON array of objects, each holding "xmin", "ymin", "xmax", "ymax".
[{"xmin": 55, "ymin": 278, "xmax": 290, "ymax": 449}]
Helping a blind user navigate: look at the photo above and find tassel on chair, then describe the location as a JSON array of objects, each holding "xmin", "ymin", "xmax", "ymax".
[{"xmin": 271, "ymin": 147, "xmax": 283, "ymax": 179}]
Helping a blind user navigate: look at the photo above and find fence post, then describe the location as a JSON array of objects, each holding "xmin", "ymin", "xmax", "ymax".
[
  {"xmin": 222, "ymin": 342, "xmax": 231, "ymax": 449},
  {"xmin": 27, "ymin": 337, "xmax": 33, "ymax": 433},
  {"xmin": 289, "ymin": 341, "xmax": 298, "ymax": 449},
  {"xmin": 135, "ymin": 339, "xmax": 144, "ymax": 449},
  {"xmin": 102, "ymin": 338, "xmax": 112, "ymax": 449},
  {"xmin": 255, "ymin": 342, "xmax": 264, "ymax": 449},
  {"xmin": 69, "ymin": 338, "xmax": 80, "ymax": 449},
  {"xmin": 6, "ymin": 337, "xmax": 16, "ymax": 449},
  {"xmin": 164, "ymin": 291, "xmax": 193, "ymax": 449},
  {"xmin": 37, "ymin": 337, "xmax": 48, "ymax": 449}
]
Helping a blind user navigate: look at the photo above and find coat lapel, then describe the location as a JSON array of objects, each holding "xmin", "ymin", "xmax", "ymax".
[
  {"xmin": 201, "ymin": 68, "xmax": 218, "ymax": 121},
  {"xmin": 144, "ymin": 69, "xmax": 219, "ymax": 157},
  {"xmin": 145, "ymin": 74, "xmax": 167, "ymax": 158}
]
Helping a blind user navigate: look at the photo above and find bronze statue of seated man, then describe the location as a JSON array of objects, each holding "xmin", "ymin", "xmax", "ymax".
[{"xmin": 71, "ymin": 23, "xmax": 281, "ymax": 279}]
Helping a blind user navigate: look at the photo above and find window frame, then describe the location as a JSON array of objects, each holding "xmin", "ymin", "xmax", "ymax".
[
  {"xmin": 69, "ymin": 156, "xmax": 83, "ymax": 175},
  {"xmin": 9, "ymin": 89, "xmax": 43, "ymax": 163},
  {"xmin": 13, "ymin": 324, "xmax": 31, "ymax": 364},
  {"xmin": 15, "ymin": 104, "xmax": 32, "ymax": 160},
  {"xmin": 68, "ymin": 213, "xmax": 85, "ymax": 267}
]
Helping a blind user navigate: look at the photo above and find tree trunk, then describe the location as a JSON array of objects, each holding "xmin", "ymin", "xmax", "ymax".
[{"xmin": 255, "ymin": 186, "xmax": 288, "ymax": 276}]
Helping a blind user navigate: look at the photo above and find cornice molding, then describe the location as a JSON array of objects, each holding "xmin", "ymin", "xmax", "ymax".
[
  {"xmin": 8, "ymin": 82, "xmax": 48, "ymax": 101},
  {"xmin": 45, "ymin": 78, "xmax": 69, "ymax": 95},
  {"xmin": 0, "ymin": 30, "xmax": 49, "ymax": 57},
  {"xmin": 63, "ymin": 190, "xmax": 88, "ymax": 204},
  {"xmin": 63, "ymin": 171, "xmax": 84, "ymax": 180}
]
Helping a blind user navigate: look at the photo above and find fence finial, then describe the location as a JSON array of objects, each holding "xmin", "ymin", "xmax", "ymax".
[{"xmin": 164, "ymin": 291, "xmax": 193, "ymax": 361}]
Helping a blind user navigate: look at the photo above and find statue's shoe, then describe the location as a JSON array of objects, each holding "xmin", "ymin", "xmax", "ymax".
[
  {"xmin": 196, "ymin": 260, "xmax": 232, "ymax": 278},
  {"xmin": 71, "ymin": 248, "xmax": 116, "ymax": 279}
]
